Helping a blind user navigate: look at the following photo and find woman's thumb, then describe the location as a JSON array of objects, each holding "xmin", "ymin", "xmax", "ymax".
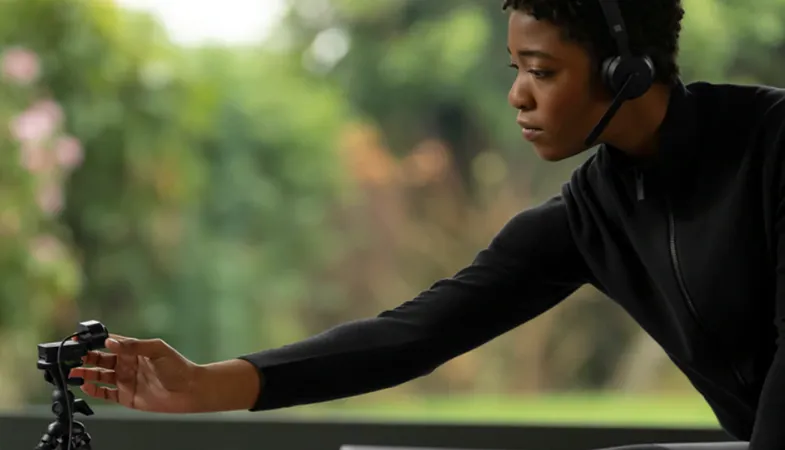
[
  {"xmin": 105, "ymin": 337, "xmax": 123, "ymax": 353},
  {"xmin": 107, "ymin": 337, "xmax": 169, "ymax": 359}
]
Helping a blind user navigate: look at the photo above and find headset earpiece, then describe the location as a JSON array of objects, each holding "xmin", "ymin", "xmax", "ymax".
[
  {"xmin": 584, "ymin": 0, "xmax": 657, "ymax": 147},
  {"xmin": 602, "ymin": 55, "xmax": 655, "ymax": 100}
]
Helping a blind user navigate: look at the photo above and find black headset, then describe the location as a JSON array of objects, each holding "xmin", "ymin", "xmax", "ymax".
[{"xmin": 584, "ymin": 0, "xmax": 656, "ymax": 147}]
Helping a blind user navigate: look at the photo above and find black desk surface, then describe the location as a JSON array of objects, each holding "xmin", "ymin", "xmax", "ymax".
[{"xmin": 341, "ymin": 446, "xmax": 509, "ymax": 450}]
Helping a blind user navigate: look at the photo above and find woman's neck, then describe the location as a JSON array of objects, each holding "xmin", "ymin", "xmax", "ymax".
[{"xmin": 603, "ymin": 83, "xmax": 672, "ymax": 157}]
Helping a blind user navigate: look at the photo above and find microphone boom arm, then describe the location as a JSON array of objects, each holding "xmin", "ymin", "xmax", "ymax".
[{"xmin": 584, "ymin": 75, "xmax": 634, "ymax": 148}]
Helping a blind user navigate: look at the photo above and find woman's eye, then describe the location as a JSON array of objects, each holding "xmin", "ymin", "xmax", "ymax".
[{"xmin": 528, "ymin": 69, "xmax": 553, "ymax": 79}]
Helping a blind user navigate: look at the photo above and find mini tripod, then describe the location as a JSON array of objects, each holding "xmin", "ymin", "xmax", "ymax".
[
  {"xmin": 35, "ymin": 321, "xmax": 108, "ymax": 450},
  {"xmin": 35, "ymin": 355, "xmax": 95, "ymax": 450}
]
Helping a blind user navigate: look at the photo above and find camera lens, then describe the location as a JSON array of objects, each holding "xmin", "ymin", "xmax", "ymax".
[{"xmin": 77, "ymin": 320, "xmax": 109, "ymax": 350}]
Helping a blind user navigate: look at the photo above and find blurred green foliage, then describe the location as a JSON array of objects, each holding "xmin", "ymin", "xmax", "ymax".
[
  {"xmin": 0, "ymin": 0, "xmax": 352, "ymax": 405},
  {"xmin": 0, "ymin": 0, "xmax": 783, "ymax": 422}
]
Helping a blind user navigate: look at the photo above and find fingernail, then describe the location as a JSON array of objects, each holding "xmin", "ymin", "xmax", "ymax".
[{"xmin": 107, "ymin": 338, "xmax": 120, "ymax": 346}]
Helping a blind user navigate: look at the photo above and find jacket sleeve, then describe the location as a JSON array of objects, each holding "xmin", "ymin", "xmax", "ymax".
[{"xmin": 236, "ymin": 194, "xmax": 591, "ymax": 411}]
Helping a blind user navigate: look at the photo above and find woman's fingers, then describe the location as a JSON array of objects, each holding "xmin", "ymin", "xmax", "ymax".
[
  {"xmin": 70, "ymin": 367, "xmax": 117, "ymax": 385},
  {"xmin": 81, "ymin": 350, "xmax": 117, "ymax": 369},
  {"xmin": 108, "ymin": 333, "xmax": 131, "ymax": 342},
  {"xmin": 81, "ymin": 383, "xmax": 120, "ymax": 403}
]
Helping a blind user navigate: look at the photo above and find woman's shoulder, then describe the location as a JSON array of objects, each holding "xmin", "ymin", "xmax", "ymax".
[
  {"xmin": 686, "ymin": 80, "xmax": 785, "ymax": 151},
  {"xmin": 687, "ymin": 80, "xmax": 785, "ymax": 120}
]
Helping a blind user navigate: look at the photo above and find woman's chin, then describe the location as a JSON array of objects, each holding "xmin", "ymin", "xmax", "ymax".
[
  {"xmin": 531, "ymin": 141, "xmax": 586, "ymax": 162},
  {"xmin": 532, "ymin": 144, "xmax": 570, "ymax": 162}
]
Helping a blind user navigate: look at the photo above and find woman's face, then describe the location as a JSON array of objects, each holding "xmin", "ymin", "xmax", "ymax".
[{"xmin": 507, "ymin": 9, "xmax": 613, "ymax": 161}]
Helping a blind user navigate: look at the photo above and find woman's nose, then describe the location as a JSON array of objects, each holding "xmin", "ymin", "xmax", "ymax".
[{"xmin": 508, "ymin": 78, "xmax": 534, "ymax": 111}]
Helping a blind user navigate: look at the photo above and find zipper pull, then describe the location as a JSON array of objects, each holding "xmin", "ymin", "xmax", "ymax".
[{"xmin": 635, "ymin": 169, "xmax": 645, "ymax": 201}]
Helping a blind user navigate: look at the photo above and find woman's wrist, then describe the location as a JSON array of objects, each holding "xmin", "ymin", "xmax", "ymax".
[{"xmin": 191, "ymin": 359, "xmax": 262, "ymax": 412}]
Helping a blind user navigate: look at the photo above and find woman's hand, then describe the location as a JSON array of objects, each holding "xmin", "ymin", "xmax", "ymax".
[
  {"xmin": 69, "ymin": 334, "xmax": 202, "ymax": 413},
  {"xmin": 69, "ymin": 334, "xmax": 262, "ymax": 413}
]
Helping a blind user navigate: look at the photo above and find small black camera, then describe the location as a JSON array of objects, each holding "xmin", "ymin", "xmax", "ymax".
[{"xmin": 37, "ymin": 320, "xmax": 109, "ymax": 370}]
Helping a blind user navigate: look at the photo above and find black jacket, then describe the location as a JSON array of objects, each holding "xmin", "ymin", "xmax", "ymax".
[{"xmin": 239, "ymin": 80, "xmax": 785, "ymax": 449}]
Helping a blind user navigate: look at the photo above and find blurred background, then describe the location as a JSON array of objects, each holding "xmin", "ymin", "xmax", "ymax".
[{"xmin": 1, "ymin": 0, "xmax": 783, "ymax": 431}]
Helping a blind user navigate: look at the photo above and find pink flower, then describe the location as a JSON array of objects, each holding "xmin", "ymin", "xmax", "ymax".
[
  {"xmin": 9, "ymin": 99, "xmax": 63, "ymax": 144},
  {"xmin": 36, "ymin": 183, "xmax": 64, "ymax": 216},
  {"xmin": 20, "ymin": 144, "xmax": 54, "ymax": 174},
  {"xmin": 54, "ymin": 135, "xmax": 83, "ymax": 169},
  {"xmin": 1, "ymin": 47, "xmax": 40, "ymax": 85},
  {"xmin": 29, "ymin": 234, "xmax": 62, "ymax": 264}
]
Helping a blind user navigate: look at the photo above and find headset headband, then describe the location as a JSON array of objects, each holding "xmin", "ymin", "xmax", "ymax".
[{"xmin": 597, "ymin": 0, "xmax": 631, "ymax": 58}]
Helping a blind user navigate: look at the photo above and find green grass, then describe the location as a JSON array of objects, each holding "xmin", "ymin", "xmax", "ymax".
[{"xmin": 285, "ymin": 393, "xmax": 720, "ymax": 428}]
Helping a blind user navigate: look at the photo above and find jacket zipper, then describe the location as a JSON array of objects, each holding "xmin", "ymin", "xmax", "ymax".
[
  {"xmin": 635, "ymin": 169, "xmax": 645, "ymax": 201},
  {"xmin": 666, "ymin": 203, "xmax": 750, "ymax": 395}
]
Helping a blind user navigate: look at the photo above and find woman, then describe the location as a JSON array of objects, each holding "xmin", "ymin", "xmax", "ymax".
[{"xmin": 69, "ymin": 1, "xmax": 785, "ymax": 449}]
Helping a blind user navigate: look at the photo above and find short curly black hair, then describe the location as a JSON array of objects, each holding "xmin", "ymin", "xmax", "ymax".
[{"xmin": 502, "ymin": 0, "xmax": 684, "ymax": 86}]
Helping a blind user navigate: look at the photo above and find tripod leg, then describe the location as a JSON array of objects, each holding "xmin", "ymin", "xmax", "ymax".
[
  {"xmin": 34, "ymin": 418, "xmax": 92, "ymax": 450},
  {"xmin": 68, "ymin": 421, "xmax": 92, "ymax": 450},
  {"xmin": 35, "ymin": 434, "xmax": 57, "ymax": 450},
  {"xmin": 71, "ymin": 432, "xmax": 92, "ymax": 450},
  {"xmin": 35, "ymin": 421, "xmax": 63, "ymax": 450}
]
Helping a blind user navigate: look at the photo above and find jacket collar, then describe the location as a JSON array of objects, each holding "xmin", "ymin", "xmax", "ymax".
[{"xmin": 600, "ymin": 78, "xmax": 699, "ymax": 177}]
